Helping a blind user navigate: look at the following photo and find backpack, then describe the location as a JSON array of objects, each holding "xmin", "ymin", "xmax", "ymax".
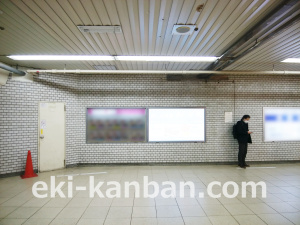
[{"xmin": 232, "ymin": 123, "xmax": 238, "ymax": 139}]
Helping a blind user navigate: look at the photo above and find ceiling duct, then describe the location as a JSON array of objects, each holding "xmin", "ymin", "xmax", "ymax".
[
  {"xmin": 77, "ymin": 26, "xmax": 122, "ymax": 34},
  {"xmin": 0, "ymin": 62, "xmax": 25, "ymax": 76},
  {"xmin": 206, "ymin": 0, "xmax": 300, "ymax": 71}
]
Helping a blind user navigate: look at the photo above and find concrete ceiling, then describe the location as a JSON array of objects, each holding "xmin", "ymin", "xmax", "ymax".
[{"xmin": 0, "ymin": 0, "xmax": 299, "ymax": 71}]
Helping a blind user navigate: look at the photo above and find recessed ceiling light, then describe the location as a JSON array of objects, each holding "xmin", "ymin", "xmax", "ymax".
[
  {"xmin": 7, "ymin": 55, "xmax": 114, "ymax": 61},
  {"xmin": 172, "ymin": 25, "xmax": 196, "ymax": 35},
  {"xmin": 281, "ymin": 58, "xmax": 300, "ymax": 63}
]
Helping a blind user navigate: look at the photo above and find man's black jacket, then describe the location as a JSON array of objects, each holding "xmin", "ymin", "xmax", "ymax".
[{"xmin": 236, "ymin": 120, "xmax": 252, "ymax": 144}]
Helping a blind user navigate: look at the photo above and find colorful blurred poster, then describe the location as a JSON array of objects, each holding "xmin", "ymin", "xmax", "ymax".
[
  {"xmin": 264, "ymin": 107, "xmax": 300, "ymax": 142},
  {"xmin": 87, "ymin": 108, "xmax": 146, "ymax": 143}
]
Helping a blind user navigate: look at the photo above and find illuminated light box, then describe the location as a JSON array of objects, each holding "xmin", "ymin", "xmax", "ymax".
[
  {"xmin": 263, "ymin": 107, "xmax": 300, "ymax": 142},
  {"xmin": 86, "ymin": 108, "xmax": 147, "ymax": 143},
  {"xmin": 148, "ymin": 108, "xmax": 206, "ymax": 142}
]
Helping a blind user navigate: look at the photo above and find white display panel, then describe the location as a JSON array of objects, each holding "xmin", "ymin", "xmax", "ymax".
[
  {"xmin": 148, "ymin": 108, "xmax": 205, "ymax": 142},
  {"xmin": 264, "ymin": 107, "xmax": 300, "ymax": 142}
]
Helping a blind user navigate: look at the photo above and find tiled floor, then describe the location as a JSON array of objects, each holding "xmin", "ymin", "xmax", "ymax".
[{"xmin": 0, "ymin": 163, "xmax": 300, "ymax": 225}]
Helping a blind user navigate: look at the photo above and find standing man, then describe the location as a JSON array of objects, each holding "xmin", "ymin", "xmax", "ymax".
[{"xmin": 236, "ymin": 115, "xmax": 253, "ymax": 168}]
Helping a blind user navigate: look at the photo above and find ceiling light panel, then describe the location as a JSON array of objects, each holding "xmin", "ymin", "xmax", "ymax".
[
  {"xmin": 281, "ymin": 58, "xmax": 300, "ymax": 63},
  {"xmin": 116, "ymin": 56, "xmax": 218, "ymax": 62}
]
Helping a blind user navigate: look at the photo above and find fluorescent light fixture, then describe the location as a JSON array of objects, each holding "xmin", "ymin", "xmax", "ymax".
[
  {"xmin": 115, "ymin": 56, "xmax": 218, "ymax": 62},
  {"xmin": 7, "ymin": 55, "xmax": 218, "ymax": 62},
  {"xmin": 281, "ymin": 58, "xmax": 300, "ymax": 63},
  {"xmin": 7, "ymin": 55, "xmax": 114, "ymax": 61}
]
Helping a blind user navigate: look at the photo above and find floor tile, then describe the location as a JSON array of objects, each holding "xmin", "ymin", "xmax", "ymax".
[
  {"xmin": 132, "ymin": 206, "xmax": 156, "ymax": 218},
  {"xmin": 49, "ymin": 218, "xmax": 79, "ymax": 225},
  {"xmin": 6, "ymin": 207, "xmax": 39, "ymax": 219},
  {"xmin": 201, "ymin": 204, "xmax": 230, "ymax": 216},
  {"xmin": 43, "ymin": 198, "xmax": 71, "ymax": 208},
  {"xmin": 155, "ymin": 198, "xmax": 177, "ymax": 206},
  {"xmin": 131, "ymin": 218, "xmax": 158, "ymax": 225},
  {"xmin": 234, "ymin": 215, "xmax": 266, "ymax": 225},
  {"xmin": 56, "ymin": 207, "xmax": 86, "ymax": 219},
  {"xmin": 156, "ymin": 205, "xmax": 181, "ymax": 218},
  {"xmin": 22, "ymin": 198, "xmax": 51, "ymax": 207},
  {"xmin": 0, "ymin": 198, "xmax": 10, "ymax": 204},
  {"xmin": 281, "ymin": 212, "xmax": 300, "ymax": 225},
  {"xmin": 111, "ymin": 198, "xmax": 134, "ymax": 207},
  {"xmin": 1, "ymin": 197, "xmax": 31, "ymax": 207},
  {"xmin": 31, "ymin": 207, "xmax": 62, "ymax": 218},
  {"xmin": 0, "ymin": 206, "xmax": 17, "ymax": 218},
  {"xmin": 179, "ymin": 205, "xmax": 206, "ymax": 217},
  {"xmin": 208, "ymin": 216, "xmax": 239, "ymax": 225},
  {"xmin": 258, "ymin": 213, "xmax": 294, "ymax": 225},
  {"xmin": 66, "ymin": 197, "xmax": 91, "ymax": 208},
  {"xmin": 81, "ymin": 206, "xmax": 109, "ymax": 218},
  {"xmin": 246, "ymin": 203, "xmax": 277, "ymax": 214},
  {"xmin": 103, "ymin": 218, "xmax": 131, "ymax": 225},
  {"xmin": 176, "ymin": 198, "xmax": 199, "ymax": 206},
  {"xmin": 77, "ymin": 218, "xmax": 105, "ymax": 225},
  {"xmin": 223, "ymin": 203, "xmax": 254, "ymax": 215},
  {"xmin": 89, "ymin": 198, "xmax": 113, "ymax": 207},
  {"xmin": 267, "ymin": 202, "xmax": 299, "ymax": 213},
  {"xmin": 0, "ymin": 218, "xmax": 26, "ymax": 225},
  {"xmin": 106, "ymin": 207, "xmax": 132, "ymax": 219},
  {"xmin": 157, "ymin": 218, "xmax": 184, "ymax": 225},
  {"xmin": 183, "ymin": 216, "xmax": 212, "ymax": 225},
  {"xmin": 22, "ymin": 218, "xmax": 53, "ymax": 225},
  {"xmin": 134, "ymin": 198, "xmax": 155, "ymax": 206}
]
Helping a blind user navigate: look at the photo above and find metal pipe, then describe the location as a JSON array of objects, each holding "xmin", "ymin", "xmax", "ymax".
[
  {"xmin": 206, "ymin": 0, "xmax": 300, "ymax": 71},
  {"xmin": 0, "ymin": 62, "xmax": 26, "ymax": 76},
  {"xmin": 26, "ymin": 70, "xmax": 300, "ymax": 75}
]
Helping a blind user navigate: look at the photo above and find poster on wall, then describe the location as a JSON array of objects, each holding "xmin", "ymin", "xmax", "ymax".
[
  {"xmin": 86, "ymin": 108, "xmax": 147, "ymax": 143},
  {"xmin": 263, "ymin": 107, "xmax": 300, "ymax": 142},
  {"xmin": 148, "ymin": 108, "xmax": 206, "ymax": 142}
]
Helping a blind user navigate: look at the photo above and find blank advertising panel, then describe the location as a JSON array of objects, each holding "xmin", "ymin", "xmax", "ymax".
[
  {"xmin": 148, "ymin": 108, "xmax": 205, "ymax": 142},
  {"xmin": 264, "ymin": 107, "xmax": 300, "ymax": 142},
  {"xmin": 86, "ymin": 108, "xmax": 147, "ymax": 143}
]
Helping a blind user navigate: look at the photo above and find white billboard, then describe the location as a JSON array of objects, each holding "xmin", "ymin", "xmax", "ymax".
[
  {"xmin": 148, "ymin": 108, "xmax": 205, "ymax": 142},
  {"xmin": 264, "ymin": 107, "xmax": 300, "ymax": 142}
]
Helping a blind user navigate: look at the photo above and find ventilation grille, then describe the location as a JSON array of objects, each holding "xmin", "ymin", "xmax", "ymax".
[{"xmin": 77, "ymin": 26, "xmax": 122, "ymax": 34}]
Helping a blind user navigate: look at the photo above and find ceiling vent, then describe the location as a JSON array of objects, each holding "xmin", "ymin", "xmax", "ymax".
[
  {"xmin": 77, "ymin": 26, "xmax": 122, "ymax": 34},
  {"xmin": 172, "ymin": 25, "xmax": 196, "ymax": 35},
  {"xmin": 93, "ymin": 65, "xmax": 117, "ymax": 70}
]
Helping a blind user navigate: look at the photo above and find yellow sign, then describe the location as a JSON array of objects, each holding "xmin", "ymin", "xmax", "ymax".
[{"xmin": 41, "ymin": 129, "xmax": 43, "ymax": 134}]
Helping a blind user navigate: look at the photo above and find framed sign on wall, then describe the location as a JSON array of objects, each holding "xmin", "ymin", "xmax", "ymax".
[
  {"xmin": 263, "ymin": 107, "xmax": 300, "ymax": 142},
  {"xmin": 148, "ymin": 108, "xmax": 206, "ymax": 142}
]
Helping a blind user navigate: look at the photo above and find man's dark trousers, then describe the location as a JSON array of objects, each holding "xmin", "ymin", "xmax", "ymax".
[{"xmin": 238, "ymin": 142, "xmax": 248, "ymax": 166}]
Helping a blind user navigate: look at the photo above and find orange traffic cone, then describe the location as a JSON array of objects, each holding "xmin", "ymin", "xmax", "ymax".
[{"xmin": 21, "ymin": 150, "xmax": 38, "ymax": 179}]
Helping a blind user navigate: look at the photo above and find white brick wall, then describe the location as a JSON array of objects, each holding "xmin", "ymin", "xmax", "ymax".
[
  {"xmin": 0, "ymin": 73, "xmax": 300, "ymax": 175},
  {"xmin": 0, "ymin": 74, "xmax": 79, "ymax": 175}
]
